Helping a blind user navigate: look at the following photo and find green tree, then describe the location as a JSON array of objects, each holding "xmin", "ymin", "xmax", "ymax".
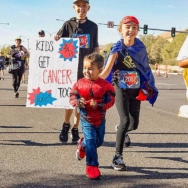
[
  {"xmin": 150, "ymin": 36, "xmax": 169, "ymax": 64},
  {"xmin": 161, "ymin": 33, "xmax": 187, "ymax": 65},
  {"xmin": 139, "ymin": 34, "xmax": 156, "ymax": 64},
  {"xmin": 100, "ymin": 43, "xmax": 114, "ymax": 61},
  {"xmin": 0, "ymin": 44, "xmax": 11, "ymax": 56}
]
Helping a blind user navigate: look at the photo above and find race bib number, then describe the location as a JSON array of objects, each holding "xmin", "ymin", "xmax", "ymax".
[
  {"xmin": 119, "ymin": 70, "xmax": 140, "ymax": 89},
  {"xmin": 72, "ymin": 34, "xmax": 90, "ymax": 48}
]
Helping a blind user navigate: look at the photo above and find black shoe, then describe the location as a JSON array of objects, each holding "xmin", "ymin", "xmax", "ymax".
[
  {"xmin": 124, "ymin": 134, "xmax": 131, "ymax": 147},
  {"xmin": 59, "ymin": 123, "xmax": 70, "ymax": 143},
  {"xmin": 14, "ymin": 92, "xmax": 19, "ymax": 98},
  {"xmin": 115, "ymin": 124, "xmax": 119, "ymax": 132},
  {"xmin": 71, "ymin": 128, "xmax": 80, "ymax": 143},
  {"xmin": 111, "ymin": 155, "xmax": 127, "ymax": 171}
]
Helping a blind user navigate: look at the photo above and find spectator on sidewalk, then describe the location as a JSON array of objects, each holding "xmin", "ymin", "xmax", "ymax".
[{"xmin": 177, "ymin": 36, "xmax": 188, "ymax": 101}]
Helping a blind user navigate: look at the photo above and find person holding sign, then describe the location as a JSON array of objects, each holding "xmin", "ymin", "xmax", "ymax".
[
  {"xmin": 54, "ymin": 0, "xmax": 99, "ymax": 143},
  {"xmin": 100, "ymin": 16, "xmax": 158, "ymax": 171},
  {"xmin": 69, "ymin": 53, "xmax": 115, "ymax": 179},
  {"xmin": 6, "ymin": 38, "xmax": 30, "ymax": 98}
]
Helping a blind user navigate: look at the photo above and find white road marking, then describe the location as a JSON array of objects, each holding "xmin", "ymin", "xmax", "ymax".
[
  {"xmin": 146, "ymin": 106, "xmax": 177, "ymax": 116},
  {"xmin": 156, "ymin": 83, "xmax": 185, "ymax": 85}
]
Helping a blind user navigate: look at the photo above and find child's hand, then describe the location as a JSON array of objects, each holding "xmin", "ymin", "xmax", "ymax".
[
  {"xmin": 78, "ymin": 98, "xmax": 86, "ymax": 108},
  {"xmin": 90, "ymin": 99, "xmax": 97, "ymax": 109}
]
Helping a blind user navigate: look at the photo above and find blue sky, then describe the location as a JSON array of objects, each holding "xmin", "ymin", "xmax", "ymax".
[{"xmin": 0, "ymin": 0, "xmax": 188, "ymax": 49}]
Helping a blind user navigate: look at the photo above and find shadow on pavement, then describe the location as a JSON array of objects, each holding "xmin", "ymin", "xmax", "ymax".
[
  {"xmin": 131, "ymin": 142, "xmax": 188, "ymax": 148},
  {"xmin": 0, "ymin": 126, "xmax": 32, "ymax": 129},
  {"xmin": 3, "ymin": 171, "xmax": 187, "ymax": 188},
  {"xmin": 147, "ymin": 157, "xmax": 188, "ymax": 164},
  {"xmin": 0, "ymin": 104, "xmax": 26, "ymax": 107},
  {"xmin": 0, "ymin": 140, "xmax": 78, "ymax": 146}
]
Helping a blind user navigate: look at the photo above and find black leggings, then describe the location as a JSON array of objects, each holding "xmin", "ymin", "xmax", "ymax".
[
  {"xmin": 12, "ymin": 66, "xmax": 25, "ymax": 93},
  {"xmin": 114, "ymin": 84, "xmax": 141, "ymax": 156}
]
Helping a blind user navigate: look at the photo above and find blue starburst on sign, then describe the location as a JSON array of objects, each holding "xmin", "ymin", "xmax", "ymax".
[
  {"xmin": 58, "ymin": 39, "xmax": 78, "ymax": 61},
  {"xmin": 34, "ymin": 91, "xmax": 57, "ymax": 107}
]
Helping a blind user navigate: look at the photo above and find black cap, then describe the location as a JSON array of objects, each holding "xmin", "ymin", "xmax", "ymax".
[
  {"xmin": 38, "ymin": 30, "xmax": 45, "ymax": 35},
  {"xmin": 73, "ymin": 0, "xmax": 89, "ymax": 4}
]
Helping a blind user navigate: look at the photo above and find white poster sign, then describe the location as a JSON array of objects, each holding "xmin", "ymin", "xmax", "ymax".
[{"xmin": 26, "ymin": 38, "xmax": 79, "ymax": 108}]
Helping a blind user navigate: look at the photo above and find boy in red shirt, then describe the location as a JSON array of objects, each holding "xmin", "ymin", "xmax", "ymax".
[{"xmin": 69, "ymin": 53, "xmax": 115, "ymax": 180}]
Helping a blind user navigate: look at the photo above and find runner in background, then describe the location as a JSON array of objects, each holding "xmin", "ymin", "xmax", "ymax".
[
  {"xmin": 54, "ymin": 0, "xmax": 99, "ymax": 144},
  {"xmin": 0, "ymin": 51, "xmax": 5, "ymax": 80},
  {"xmin": 6, "ymin": 37, "xmax": 30, "ymax": 98}
]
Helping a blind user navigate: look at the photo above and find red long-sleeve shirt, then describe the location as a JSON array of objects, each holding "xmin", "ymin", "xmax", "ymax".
[{"xmin": 70, "ymin": 77, "xmax": 115, "ymax": 126}]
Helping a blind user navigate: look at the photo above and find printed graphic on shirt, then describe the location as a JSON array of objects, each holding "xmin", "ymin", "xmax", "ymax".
[
  {"xmin": 15, "ymin": 51, "xmax": 22, "ymax": 58},
  {"xmin": 72, "ymin": 34, "xmax": 90, "ymax": 48},
  {"xmin": 27, "ymin": 87, "xmax": 57, "ymax": 107},
  {"xmin": 123, "ymin": 54, "xmax": 136, "ymax": 69},
  {"xmin": 0, "ymin": 56, "xmax": 5, "ymax": 65},
  {"xmin": 59, "ymin": 39, "xmax": 79, "ymax": 61},
  {"xmin": 119, "ymin": 70, "xmax": 140, "ymax": 89}
]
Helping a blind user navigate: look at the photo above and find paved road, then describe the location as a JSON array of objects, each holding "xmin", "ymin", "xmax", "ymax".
[{"xmin": 0, "ymin": 71, "xmax": 188, "ymax": 188}]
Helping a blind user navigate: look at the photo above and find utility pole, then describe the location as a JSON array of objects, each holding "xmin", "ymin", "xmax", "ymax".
[
  {"xmin": 98, "ymin": 23, "xmax": 188, "ymax": 35},
  {"xmin": 20, "ymin": 36, "xmax": 30, "ymax": 50},
  {"xmin": 0, "ymin": 23, "xmax": 9, "ymax": 25},
  {"xmin": 43, "ymin": 30, "xmax": 58, "ymax": 37}
]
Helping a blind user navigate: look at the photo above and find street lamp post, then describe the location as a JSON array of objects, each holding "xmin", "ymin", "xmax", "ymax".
[
  {"xmin": 43, "ymin": 30, "xmax": 57, "ymax": 37},
  {"xmin": 56, "ymin": 19, "xmax": 65, "ymax": 22},
  {"xmin": 0, "ymin": 23, "xmax": 9, "ymax": 25},
  {"xmin": 20, "ymin": 36, "xmax": 29, "ymax": 50}
]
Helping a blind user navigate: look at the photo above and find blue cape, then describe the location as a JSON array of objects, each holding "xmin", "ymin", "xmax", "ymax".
[{"xmin": 105, "ymin": 39, "xmax": 158, "ymax": 105}]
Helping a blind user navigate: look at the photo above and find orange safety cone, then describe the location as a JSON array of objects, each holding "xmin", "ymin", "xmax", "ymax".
[
  {"xmin": 157, "ymin": 66, "xmax": 161, "ymax": 76},
  {"xmin": 164, "ymin": 65, "xmax": 169, "ymax": 78},
  {"xmin": 177, "ymin": 67, "xmax": 180, "ymax": 75}
]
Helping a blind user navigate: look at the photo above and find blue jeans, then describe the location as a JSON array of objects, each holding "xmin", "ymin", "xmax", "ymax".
[{"xmin": 80, "ymin": 116, "xmax": 105, "ymax": 166}]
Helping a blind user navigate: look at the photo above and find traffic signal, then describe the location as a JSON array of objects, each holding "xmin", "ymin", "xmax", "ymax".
[
  {"xmin": 171, "ymin": 27, "xmax": 176, "ymax": 37},
  {"xmin": 143, "ymin": 24, "xmax": 148, "ymax": 34}
]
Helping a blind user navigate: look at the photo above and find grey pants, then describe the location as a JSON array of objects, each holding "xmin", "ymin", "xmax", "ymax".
[{"xmin": 114, "ymin": 84, "xmax": 141, "ymax": 156}]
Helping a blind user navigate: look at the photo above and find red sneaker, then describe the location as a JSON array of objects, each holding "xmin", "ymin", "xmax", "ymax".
[
  {"xmin": 76, "ymin": 138, "xmax": 86, "ymax": 160},
  {"xmin": 86, "ymin": 166, "xmax": 101, "ymax": 180}
]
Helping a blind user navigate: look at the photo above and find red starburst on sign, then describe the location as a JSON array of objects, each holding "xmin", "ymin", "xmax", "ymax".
[
  {"xmin": 27, "ymin": 87, "xmax": 41, "ymax": 104},
  {"xmin": 59, "ymin": 42, "xmax": 77, "ymax": 59}
]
